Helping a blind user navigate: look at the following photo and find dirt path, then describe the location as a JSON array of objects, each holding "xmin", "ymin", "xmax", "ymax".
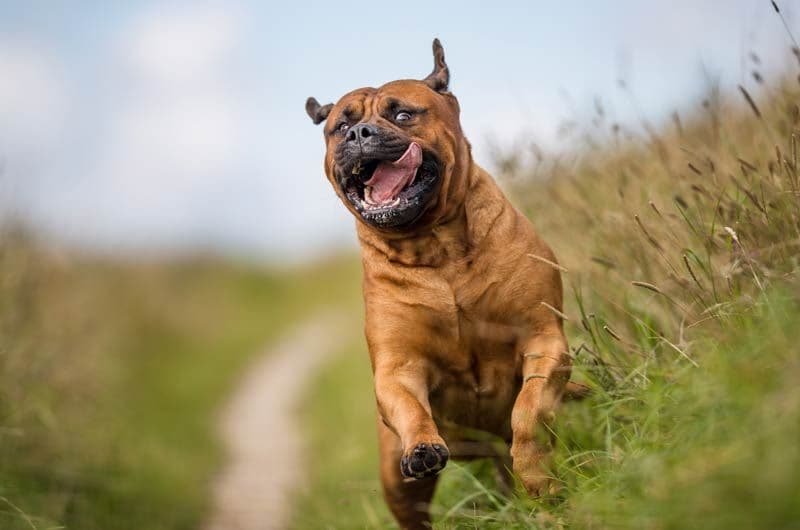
[{"xmin": 204, "ymin": 314, "xmax": 345, "ymax": 530}]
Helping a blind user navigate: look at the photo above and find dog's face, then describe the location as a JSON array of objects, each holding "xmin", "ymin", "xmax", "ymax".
[{"xmin": 306, "ymin": 40, "xmax": 467, "ymax": 232}]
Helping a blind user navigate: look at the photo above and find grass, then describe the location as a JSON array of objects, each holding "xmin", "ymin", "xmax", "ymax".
[
  {"xmin": 295, "ymin": 57, "xmax": 800, "ymax": 529},
  {"xmin": 425, "ymin": 294, "xmax": 800, "ymax": 530},
  {"xmin": 561, "ymin": 297, "xmax": 800, "ymax": 530},
  {"xmin": 0, "ymin": 231, "xmax": 360, "ymax": 530},
  {"xmin": 291, "ymin": 297, "xmax": 800, "ymax": 530}
]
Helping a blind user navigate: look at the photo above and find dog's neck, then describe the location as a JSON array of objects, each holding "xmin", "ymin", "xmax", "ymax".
[{"xmin": 356, "ymin": 164, "xmax": 506, "ymax": 268}]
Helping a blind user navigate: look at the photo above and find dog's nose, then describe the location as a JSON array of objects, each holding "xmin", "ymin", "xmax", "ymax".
[{"xmin": 346, "ymin": 123, "xmax": 379, "ymax": 144}]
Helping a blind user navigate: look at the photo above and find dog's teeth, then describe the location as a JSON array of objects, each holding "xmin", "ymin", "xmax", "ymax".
[{"xmin": 352, "ymin": 162, "xmax": 362, "ymax": 175}]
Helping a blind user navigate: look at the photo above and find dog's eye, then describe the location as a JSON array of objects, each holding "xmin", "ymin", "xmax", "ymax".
[
  {"xmin": 395, "ymin": 111, "xmax": 412, "ymax": 122},
  {"xmin": 337, "ymin": 122, "xmax": 350, "ymax": 133}
]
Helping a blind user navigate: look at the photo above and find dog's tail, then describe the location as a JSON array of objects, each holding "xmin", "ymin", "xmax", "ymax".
[{"xmin": 563, "ymin": 381, "xmax": 592, "ymax": 402}]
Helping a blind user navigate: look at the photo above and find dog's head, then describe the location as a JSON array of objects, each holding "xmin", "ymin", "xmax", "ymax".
[{"xmin": 306, "ymin": 39, "xmax": 469, "ymax": 232}]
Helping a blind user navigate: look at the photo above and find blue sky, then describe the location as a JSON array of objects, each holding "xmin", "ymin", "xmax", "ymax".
[{"xmin": 0, "ymin": 1, "xmax": 794, "ymax": 261}]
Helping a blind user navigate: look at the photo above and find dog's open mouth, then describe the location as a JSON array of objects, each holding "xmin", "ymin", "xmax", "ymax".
[{"xmin": 341, "ymin": 142, "xmax": 440, "ymax": 228}]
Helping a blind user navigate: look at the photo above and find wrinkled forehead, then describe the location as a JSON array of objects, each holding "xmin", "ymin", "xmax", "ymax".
[
  {"xmin": 327, "ymin": 81, "xmax": 435, "ymax": 124},
  {"xmin": 327, "ymin": 88, "xmax": 375, "ymax": 124}
]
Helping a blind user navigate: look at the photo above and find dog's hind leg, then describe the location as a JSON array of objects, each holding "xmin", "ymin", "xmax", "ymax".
[
  {"xmin": 378, "ymin": 419, "xmax": 439, "ymax": 530},
  {"xmin": 563, "ymin": 380, "xmax": 591, "ymax": 401},
  {"xmin": 510, "ymin": 331, "xmax": 571, "ymax": 496}
]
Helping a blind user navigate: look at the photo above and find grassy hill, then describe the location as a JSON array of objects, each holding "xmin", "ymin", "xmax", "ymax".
[{"xmin": 295, "ymin": 71, "xmax": 800, "ymax": 529}]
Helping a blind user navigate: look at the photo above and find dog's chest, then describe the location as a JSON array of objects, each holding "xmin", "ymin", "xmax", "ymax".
[
  {"xmin": 428, "ymin": 342, "xmax": 521, "ymax": 437},
  {"xmin": 424, "ymin": 272, "xmax": 524, "ymax": 436},
  {"xmin": 365, "ymin": 241, "xmax": 531, "ymax": 435}
]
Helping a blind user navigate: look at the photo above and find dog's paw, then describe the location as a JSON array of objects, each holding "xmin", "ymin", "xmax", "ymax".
[{"xmin": 400, "ymin": 442, "xmax": 449, "ymax": 479}]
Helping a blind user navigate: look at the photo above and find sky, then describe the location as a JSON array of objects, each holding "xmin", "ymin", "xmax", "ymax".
[{"xmin": 0, "ymin": 1, "xmax": 794, "ymax": 261}]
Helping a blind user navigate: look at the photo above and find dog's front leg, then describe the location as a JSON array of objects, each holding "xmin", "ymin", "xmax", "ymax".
[
  {"xmin": 510, "ymin": 332, "xmax": 571, "ymax": 495},
  {"xmin": 374, "ymin": 358, "xmax": 449, "ymax": 479}
]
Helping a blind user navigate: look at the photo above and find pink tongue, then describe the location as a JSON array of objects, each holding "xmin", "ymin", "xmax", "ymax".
[{"xmin": 365, "ymin": 142, "xmax": 422, "ymax": 203}]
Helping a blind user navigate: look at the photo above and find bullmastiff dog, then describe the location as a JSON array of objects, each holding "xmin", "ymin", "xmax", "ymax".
[{"xmin": 306, "ymin": 39, "xmax": 581, "ymax": 529}]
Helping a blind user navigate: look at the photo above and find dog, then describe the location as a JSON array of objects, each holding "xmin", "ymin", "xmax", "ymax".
[{"xmin": 306, "ymin": 39, "xmax": 581, "ymax": 529}]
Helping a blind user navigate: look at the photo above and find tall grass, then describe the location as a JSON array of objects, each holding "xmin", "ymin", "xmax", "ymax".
[
  {"xmin": 431, "ymin": 64, "xmax": 800, "ymax": 528},
  {"xmin": 296, "ymin": 63, "xmax": 800, "ymax": 528}
]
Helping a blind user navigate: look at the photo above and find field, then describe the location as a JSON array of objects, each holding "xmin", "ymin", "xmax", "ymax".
[
  {"xmin": 0, "ymin": 236, "xmax": 360, "ymax": 530},
  {"xmin": 295, "ymin": 70, "xmax": 800, "ymax": 529}
]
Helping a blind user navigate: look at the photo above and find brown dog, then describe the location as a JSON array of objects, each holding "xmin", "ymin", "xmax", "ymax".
[{"xmin": 306, "ymin": 40, "xmax": 576, "ymax": 529}]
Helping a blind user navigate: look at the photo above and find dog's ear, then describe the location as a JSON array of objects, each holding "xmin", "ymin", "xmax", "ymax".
[
  {"xmin": 306, "ymin": 97, "xmax": 333, "ymax": 125},
  {"xmin": 422, "ymin": 38, "xmax": 449, "ymax": 93}
]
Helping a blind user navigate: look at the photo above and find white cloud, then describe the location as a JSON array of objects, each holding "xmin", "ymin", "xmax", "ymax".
[
  {"xmin": 111, "ymin": 3, "xmax": 245, "ymax": 178},
  {"xmin": 103, "ymin": 95, "xmax": 242, "ymax": 191},
  {"xmin": 0, "ymin": 40, "xmax": 69, "ymax": 219},
  {"xmin": 0, "ymin": 42, "xmax": 66, "ymax": 154},
  {"xmin": 122, "ymin": 4, "xmax": 240, "ymax": 87},
  {"xmin": 71, "ymin": 4, "xmax": 249, "ymax": 246}
]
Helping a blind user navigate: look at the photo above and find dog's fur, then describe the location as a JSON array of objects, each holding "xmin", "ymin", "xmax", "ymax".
[{"xmin": 307, "ymin": 40, "xmax": 576, "ymax": 529}]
